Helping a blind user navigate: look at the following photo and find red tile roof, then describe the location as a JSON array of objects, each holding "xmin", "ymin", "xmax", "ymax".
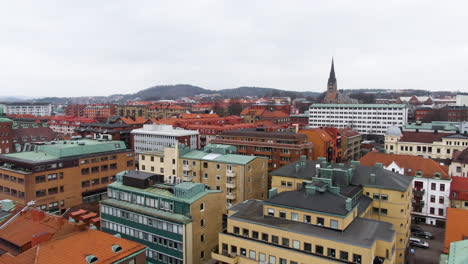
[
  {"xmin": 359, "ymin": 152, "xmax": 449, "ymax": 179},
  {"xmin": 450, "ymin": 176, "xmax": 468, "ymax": 201},
  {"xmin": 261, "ymin": 110, "xmax": 290, "ymax": 118},
  {"xmin": 338, "ymin": 127, "xmax": 361, "ymax": 138},
  {"xmin": 119, "ymin": 117, "xmax": 150, "ymax": 125},
  {"xmin": 240, "ymin": 108, "xmax": 265, "ymax": 116},
  {"xmin": 443, "ymin": 208, "xmax": 468, "ymax": 253},
  {"xmin": 399, "ymin": 131, "xmax": 453, "ymax": 143},
  {"xmin": 452, "ymin": 148, "xmax": 468, "ymax": 163},
  {"xmin": 180, "ymin": 113, "xmax": 219, "ymax": 119},
  {"xmin": 7, "ymin": 229, "xmax": 146, "ymax": 264}
]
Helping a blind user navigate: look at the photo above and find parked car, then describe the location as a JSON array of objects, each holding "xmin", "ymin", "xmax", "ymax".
[
  {"xmin": 411, "ymin": 226, "xmax": 424, "ymax": 233},
  {"xmin": 410, "ymin": 238, "xmax": 429, "ymax": 248},
  {"xmin": 413, "ymin": 230, "xmax": 434, "ymax": 239}
]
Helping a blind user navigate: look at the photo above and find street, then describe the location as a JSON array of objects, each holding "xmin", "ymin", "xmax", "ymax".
[{"xmin": 408, "ymin": 224, "xmax": 445, "ymax": 264}]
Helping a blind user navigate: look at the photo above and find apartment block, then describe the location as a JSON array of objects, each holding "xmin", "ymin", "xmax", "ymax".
[
  {"xmin": 47, "ymin": 116, "xmax": 97, "ymax": 136},
  {"xmin": 117, "ymin": 105, "xmax": 148, "ymax": 119},
  {"xmin": 309, "ymin": 104, "xmax": 408, "ymax": 135},
  {"xmin": 0, "ymin": 138, "xmax": 134, "ymax": 213},
  {"xmin": 139, "ymin": 144, "xmax": 269, "ymax": 209},
  {"xmin": 132, "ymin": 125, "xmax": 199, "ymax": 156},
  {"xmin": 359, "ymin": 152, "xmax": 451, "ymax": 225},
  {"xmin": 212, "ymin": 164, "xmax": 406, "ymax": 264},
  {"xmin": 101, "ymin": 171, "xmax": 225, "ymax": 264},
  {"xmin": 385, "ymin": 127, "xmax": 468, "ymax": 160},
  {"xmin": 268, "ymin": 158, "xmax": 412, "ymax": 263},
  {"xmin": 211, "ymin": 128, "xmax": 313, "ymax": 172},
  {"xmin": 0, "ymin": 102, "xmax": 52, "ymax": 117},
  {"xmin": 338, "ymin": 127, "xmax": 362, "ymax": 161},
  {"xmin": 0, "ymin": 117, "xmax": 13, "ymax": 154}
]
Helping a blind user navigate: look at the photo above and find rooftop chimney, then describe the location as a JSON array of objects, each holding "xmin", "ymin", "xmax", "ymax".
[
  {"xmin": 31, "ymin": 232, "xmax": 52, "ymax": 247},
  {"xmin": 345, "ymin": 198, "xmax": 352, "ymax": 211},
  {"xmin": 370, "ymin": 173, "xmax": 376, "ymax": 184}
]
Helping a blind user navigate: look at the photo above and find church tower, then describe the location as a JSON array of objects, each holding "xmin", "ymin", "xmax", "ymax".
[{"xmin": 324, "ymin": 58, "xmax": 338, "ymax": 103}]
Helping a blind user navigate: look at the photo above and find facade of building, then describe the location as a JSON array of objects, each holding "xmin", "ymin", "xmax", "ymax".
[
  {"xmin": 449, "ymin": 176, "xmax": 468, "ymax": 210},
  {"xmin": 403, "ymin": 121, "xmax": 468, "ymax": 134},
  {"xmin": 449, "ymin": 148, "xmax": 468, "ymax": 177},
  {"xmin": 139, "ymin": 144, "xmax": 268, "ymax": 210},
  {"xmin": 298, "ymin": 127, "xmax": 342, "ymax": 162},
  {"xmin": 75, "ymin": 123, "xmax": 135, "ymax": 150},
  {"xmin": 338, "ymin": 127, "xmax": 362, "ymax": 161},
  {"xmin": 0, "ymin": 139, "xmax": 134, "ymax": 213},
  {"xmin": 290, "ymin": 112, "xmax": 309, "ymax": 125},
  {"xmin": 213, "ymin": 158, "xmax": 411, "ymax": 264},
  {"xmin": 359, "ymin": 152, "xmax": 451, "ymax": 225},
  {"xmin": 101, "ymin": 171, "xmax": 225, "ymax": 264},
  {"xmin": 415, "ymin": 106, "xmax": 468, "ymax": 122},
  {"xmin": 384, "ymin": 128, "xmax": 468, "ymax": 160},
  {"xmin": 47, "ymin": 116, "xmax": 98, "ymax": 136},
  {"xmin": 211, "ymin": 128, "xmax": 313, "ymax": 172},
  {"xmin": 84, "ymin": 104, "xmax": 116, "ymax": 122},
  {"xmin": 0, "ymin": 117, "xmax": 13, "ymax": 154},
  {"xmin": 443, "ymin": 208, "xmax": 468, "ymax": 254},
  {"xmin": 64, "ymin": 104, "xmax": 85, "ymax": 117},
  {"xmin": 309, "ymin": 104, "xmax": 408, "ymax": 135},
  {"xmin": 147, "ymin": 104, "xmax": 186, "ymax": 119},
  {"xmin": 0, "ymin": 102, "xmax": 52, "ymax": 117},
  {"xmin": 268, "ymin": 158, "xmax": 413, "ymax": 263},
  {"xmin": 11, "ymin": 122, "xmax": 58, "ymax": 152},
  {"xmin": 132, "ymin": 125, "xmax": 199, "ymax": 156},
  {"xmin": 240, "ymin": 108, "xmax": 291, "ymax": 124}
]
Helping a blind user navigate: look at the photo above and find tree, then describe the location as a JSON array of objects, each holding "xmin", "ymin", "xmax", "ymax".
[
  {"xmin": 213, "ymin": 101, "xmax": 226, "ymax": 117},
  {"xmin": 227, "ymin": 100, "xmax": 243, "ymax": 116}
]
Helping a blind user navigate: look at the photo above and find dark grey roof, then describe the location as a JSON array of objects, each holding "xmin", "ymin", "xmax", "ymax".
[
  {"xmin": 443, "ymin": 134, "xmax": 468, "ymax": 139},
  {"xmin": 356, "ymin": 195, "xmax": 373, "ymax": 215},
  {"xmin": 124, "ymin": 170, "xmax": 156, "ymax": 180},
  {"xmin": 230, "ymin": 200, "xmax": 395, "ymax": 248},
  {"xmin": 271, "ymin": 160, "xmax": 412, "ymax": 191},
  {"xmin": 266, "ymin": 190, "xmax": 351, "ymax": 216}
]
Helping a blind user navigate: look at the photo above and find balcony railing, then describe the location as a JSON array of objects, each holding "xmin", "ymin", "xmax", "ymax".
[
  {"xmin": 413, "ymin": 188, "xmax": 425, "ymax": 196},
  {"xmin": 182, "ymin": 164, "xmax": 192, "ymax": 171},
  {"xmin": 412, "ymin": 200, "xmax": 425, "ymax": 207},
  {"xmin": 226, "ymin": 170, "xmax": 236, "ymax": 177},
  {"xmin": 226, "ymin": 193, "xmax": 237, "ymax": 200},
  {"xmin": 226, "ymin": 182, "xmax": 237, "ymax": 189},
  {"xmin": 211, "ymin": 252, "xmax": 239, "ymax": 264}
]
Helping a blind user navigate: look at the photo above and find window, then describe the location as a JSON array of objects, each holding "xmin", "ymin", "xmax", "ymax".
[
  {"xmin": 231, "ymin": 245, "xmax": 237, "ymax": 254},
  {"xmin": 259, "ymin": 253, "xmax": 266, "ymax": 262},
  {"xmin": 291, "ymin": 212, "xmax": 298, "ymax": 221},
  {"xmin": 316, "ymin": 245, "xmax": 324, "ymax": 255},
  {"xmin": 281, "ymin": 237, "xmax": 289, "ymax": 247},
  {"xmin": 249, "ymin": 250, "xmax": 256, "ymax": 260},
  {"xmin": 203, "ymin": 162, "xmax": 208, "ymax": 168},
  {"xmin": 304, "ymin": 215, "xmax": 311, "ymax": 224},
  {"xmin": 233, "ymin": 226, "xmax": 240, "ymax": 234},
  {"xmin": 317, "ymin": 217, "xmax": 324, "ymax": 226},
  {"xmin": 430, "ymin": 207, "xmax": 435, "ymax": 214},
  {"xmin": 330, "ymin": 220, "xmax": 338, "ymax": 229},
  {"xmin": 242, "ymin": 228, "xmax": 249, "ymax": 237},
  {"xmin": 353, "ymin": 254, "xmax": 362, "ymax": 264},
  {"xmin": 200, "ymin": 250, "xmax": 205, "ymax": 259},
  {"xmin": 203, "ymin": 173, "xmax": 208, "ymax": 179},
  {"xmin": 261, "ymin": 233, "xmax": 269, "ymax": 242},
  {"xmin": 373, "ymin": 193, "xmax": 380, "ymax": 200},
  {"xmin": 438, "ymin": 208, "xmax": 444, "ymax": 216},
  {"xmin": 240, "ymin": 248, "xmax": 246, "ymax": 257},
  {"xmin": 200, "ymin": 234, "xmax": 205, "ymax": 243},
  {"xmin": 82, "ymin": 181, "xmax": 90, "ymax": 188},
  {"xmin": 36, "ymin": 190, "xmax": 46, "ymax": 197},
  {"xmin": 304, "ymin": 242, "xmax": 312, "ymax": 252},
  {"xmin": 430, "ymin": 195, "xmax": 435, "ymax": 203},
  {"xmin": 279, "ymin": 211, "xmax": 286, "ymax": 219},
  {"xmin": 269, "ymin": 256, "xmax": 276, "ymax": 264},
  {"xmin": 279, "ymin": 258, "xmax": 287, "ymax": 264},
  {"xmin": 381, "ymin": 194, "xmax": 388, "ymax": 200},
  {"xmin": 381, "ymin": 208, "xmax": 388, "ymax": 215},
  {"xmin": 200, "ymin": 219, "xmax": 205, "ymax": 227},
  {"xmin": 439, "ymin": 196, "xmax": 444, "ymax": 204},
  {"xmin": 292, "ymin": 240, "xmax": 300, "ymax": 249},
  {"xmin": 216, "ymin": 164, "xmax": 221, "ymax": 170},
  {"xmin": 267, "ymin": 208, "xmax": 275, "ymax": 216},
  {"xmin": 440, "ymin": 184, "xmax": 445, "ymax": 191},
  {"xmin": 35, "ymin": 175, "xmax": 46, "ymax": 183},
  {"xmin": 200, "ymin": 202, "xmax": 205, "ymax": 211},
  {"xmin": 340, "ymin": 251, "xmax": 349, "ymax": 261},
  {"xmin": 328, "ymin": 248, "xmax": 336, "ymax": 258},
  {"xmin": 271, "ymin": 235, "xmax": 279, "ymax": 244},
  {"xmin": 252, "ymin": 231, "xmax": 259, "ymax": 239}
]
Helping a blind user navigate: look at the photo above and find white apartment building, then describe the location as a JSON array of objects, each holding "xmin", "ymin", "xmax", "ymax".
[
  {"xmin": 0, "ymin": 102, "xmax": 52, "ymax": 116},
  {"xmin": 309, "ymin": 104, "xmax": 408, "ymax": 135},
  {"xmin": 131, "ymin": 124, "xmax": 199, "ymax": 156},
  {"xmin": 411, "ymin": 176, "xmax": 451, "ymax": 225}
]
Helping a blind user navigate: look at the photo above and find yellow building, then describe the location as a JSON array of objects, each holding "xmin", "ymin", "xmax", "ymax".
[
  {"xmin": 116, "ymin": 105, "xmax": 148, "ymax": 118},
  {"xmin": 212, "ymin": 166, "xmax": 402, "ymax": 264},
  {"xmin": 384, "ymin": 127, "xmax": 468, "ymax": 160},
  {"xmin": 139, "ymin": 144, "xmax": 269, "ymax": 210},
  {"xmin": 260, "ymin": 158, "xmax": 412, "ymax": 264}
]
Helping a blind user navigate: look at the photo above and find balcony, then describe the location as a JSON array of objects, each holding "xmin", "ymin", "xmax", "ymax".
[
  {"xmin": 182, "ymin": 164, "xmax": 192, "ymax": 171},
  {"xmin": 226, "ymin": 182, "xmax": 237, "ymax": 189},
  {"xmin": 226, "ymin": 170, "xmax": 236, "ymax": 177},
  {"xmin": 412, "ymin": 200, "xmax": 425, "ymax": 207},
  {"xmin": 182, "ymin": 175, "xmax": 192, "ymax": 182},
  {"xmin": 211, "ymin": 252, "xmax": 238, "ymax": 264},
  {"xmin": 226, "ymin": 193, "xmax": 237, "ymax": 200},
  {"xmin": 413, "ymin": 188, "xmax": 425, "ymax": 196}
]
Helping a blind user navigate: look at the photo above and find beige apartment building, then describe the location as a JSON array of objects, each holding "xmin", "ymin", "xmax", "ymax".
[
  {"xmin": 212, "ymin": 158, "xmax": 410, "ymax": 264},
  {"xmin": 266, "ymin": 158, "xmax": 412, "ymax": 264},
  {"xmin": 139, "ymin": 144, "xmax": 268, "ymax": 209},
  {"xmin": 385, "ymin": 127, "xmax": 468, "ymax": 160}
]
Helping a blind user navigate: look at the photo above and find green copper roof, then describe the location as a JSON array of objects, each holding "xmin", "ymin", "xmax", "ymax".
[
  {"xmin": 404, "ymin": 121, "xmax": 461, "ymax": 132},
  {"xmin": 311, "ymin": 103, "xmax": 407, "ymax": 108},
  {"xmin": 448, "ymin": 240, "xmax": 468, "ymax": 264},
  {"xmin": 180, "ymin": 150, "xmax": 257, "ymax": 165},
  {"xmin": 0, "ymin": 117, "xmax": 12, "ymax": 123},
  {"xmin": 2, "ymin": 139, "xmax": 128, "ymax": 162},
  {"xmin": 108, "ymin": 181, "xmax": 220, "ymax": 204}
]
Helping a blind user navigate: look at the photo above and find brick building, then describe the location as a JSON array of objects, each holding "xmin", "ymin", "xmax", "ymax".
[
  {"xmin": 415, "ymin": 106, "xmax": 468, "ymax": 122},
  {"xmin": 299, "ymin": 127, "xmax": 342, "ymax": 162},
  {"xmin": 75, "ymin": 123, "xmax": 135, "ymax": 149},
  {"xmin": 64, "ymin": 104, "xmax": 85, "ymax": 117},
  {"xmin": 0, "ymin": 139, "xmax": 135, "ymax": 213},
  {"xmin": 84, "ymin": 104, "xmax": 116, "ymax": 122},
  {"xmin": 0, "ymin": 117, "xmax": 13, "ymax": 154},
  {"xmin": 211, "ymin": 128, "xmax": 313, "ymax": 172}
]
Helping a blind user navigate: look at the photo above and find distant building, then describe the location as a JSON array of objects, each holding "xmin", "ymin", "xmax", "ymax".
[
  {"xmin": 323, "ymin": 58, "xmax": 357, "ymax": 104},
  {"xmin": 0, "ymin": 117, "xmax": 13, "ymax": 154},
  {"xmin": 359, "ymin": 152, "xmax": 451, "ymax": 225},
  {"xmin": 290, "ymin": 111, "xmax": 309, "ymax": 125},
  {"xmin": 298, "ymin": 127, "xmax": 342, "ymax": 162},
  {"xmin": 101, "ymin": 171, "xmax": 224, "ymax": 264},
  {"xmin": 147, "ymin": 104, "xmax": 186, "ymax": 119},
  {"xmin": 131, "ymin": 125, "xmax": 199, "ymax": 156},
  {"xmin": 338, "ymin": 127, "xmax": 362, "ymax": 161},
  {"xmin": 75, "ymin": 123, "xmax": 135, "ymax": 150},
  {"xmin": 11, "ymin": 122, "xmax": 58, "ymax": 152},
  {"xmin": 384, "ymin": 127, "xmax": 468, "ymax": 160},
  {"xmin": 240, "ymin": 108, "xmax": 291, "ymax": 124},
  {"xmin": 0, "ymin": 139, "xmax": 135, "ymax": 213},
  {"xmin": 309, "ymin": 103, "xmax": 408, "ymax": 135},
  {"xmin": 47, "ymin": 116, "xmax": 98, "ymax": 136},
  {"xmin": 449, "ymin": 148, "xmax": 468, "ymax": 177},
  {"xmin": 403, "ymin": 120, "xmax": 468, "ymax": 134},
  {"xmin": 211, "ymin": 128, "xmax": 313, "ymax": 172},
  {"xmin": 116, "ymin": 105, "xmax": 148, "ymax": 119},
  {"xmin": 449, "ymin": 176, "xmax": 468, "ymax": 210},
  {"xmin": 415, "ymin": 105, "xmax": 468, "ymax": 122},
  {"xmin": 214, "ymin": 158, "xmax": 412, "ymax": 264},
  {"xmin": 0, "ymin": 102, "xmax": 52, "ymax": 117},
  {"xmin": 84, "ymin": 104, "xmax": 116, "ymax": 122}
]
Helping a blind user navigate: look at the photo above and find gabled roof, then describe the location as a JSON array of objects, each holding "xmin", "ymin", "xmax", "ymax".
[
  {"xmin": 338, "ymin": 127, "xmax": 361, "ymax": 138},
  {"xmin": 450, "ymin": 177, "xmax": 468, "ymax": 201},
  {"xmin": 260, "ymin": 110, "xmax": 290, "ymax": 118},
  {"xmin": 180, "ymin": 113, "xmax": 219, "ymax": 119},
  {"xmin": 444, "ymin": 208, "xmax": 468, "ymax": 254},
  {"xmin": 359, "ymin": 152, "xmax": 449, "ymax": 179},
  {"xmin": 240, "ymin": 108, "xmax": 265, "ymax": 116},
  {"xmin": 119, "ymin": 116, "xmax": 150, "ymax": 125}
]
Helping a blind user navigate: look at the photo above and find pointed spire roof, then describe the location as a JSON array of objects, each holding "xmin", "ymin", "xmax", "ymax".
[{"xmin": 328, "ymin": 57, "xmax": 337, "ymax": 85}]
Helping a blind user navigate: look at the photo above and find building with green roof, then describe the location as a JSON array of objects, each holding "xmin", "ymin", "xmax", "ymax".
[
  {"xmin": 139, "ymin": 144, "xmax": 268, "ymax": 211},
  {"xmin": 101, "ymin": 170, "xmax": 225, "ymax": 264},
  {"xmin": 0, "ymin": 138, "xmax": 135, "ymax": 214}
]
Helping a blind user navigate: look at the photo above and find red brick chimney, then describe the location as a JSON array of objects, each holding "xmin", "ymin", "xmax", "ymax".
[
  {"xmin": 31, "ymin": 232, "xmax": 52, "ymax": 247},
  {"xmin": 30, "ymin": 210, "xmax": 45, "ymax": 222}
]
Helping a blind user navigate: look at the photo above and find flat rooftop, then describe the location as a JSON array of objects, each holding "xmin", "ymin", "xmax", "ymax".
[{"xmin": 230, "ymin": 200, "xmax": 395, "ymax": 248}]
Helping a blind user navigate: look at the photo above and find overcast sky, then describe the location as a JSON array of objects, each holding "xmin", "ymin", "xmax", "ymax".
[{"xmin": 0, "ymin": 1, "xmax": 467, "ymax": 97}]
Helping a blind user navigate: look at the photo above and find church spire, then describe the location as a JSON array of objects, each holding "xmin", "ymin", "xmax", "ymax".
[{"xmin": 328, "ymin": 57, "xmax": 336, "ymax": 86}]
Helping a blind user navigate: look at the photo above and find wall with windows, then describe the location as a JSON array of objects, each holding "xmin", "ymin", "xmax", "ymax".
[{"xmin": 412, "ymin": 176, "xmax": 451, "ymax": 225}]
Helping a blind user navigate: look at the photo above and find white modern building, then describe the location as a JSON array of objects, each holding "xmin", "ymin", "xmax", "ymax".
[
  {"xmin": 309, "ymin": 104, "xmax": 409, "ymax": 135},
  {"xmin": 131, "ymin": 124, "xmax": 199, "ymax": 156},
  {"xmin": 0, "ymin": 102, "xmax": 52, "ymax": 116}
]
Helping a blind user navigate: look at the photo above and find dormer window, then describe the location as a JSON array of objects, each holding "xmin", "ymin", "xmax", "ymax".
[
  {"xmin": 85, "ymin": 255, "xmax": 99, "ymax": 264},
  {"xmin": 112, "ymin": 244, "xmax": 122, "ymax": 253}
]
